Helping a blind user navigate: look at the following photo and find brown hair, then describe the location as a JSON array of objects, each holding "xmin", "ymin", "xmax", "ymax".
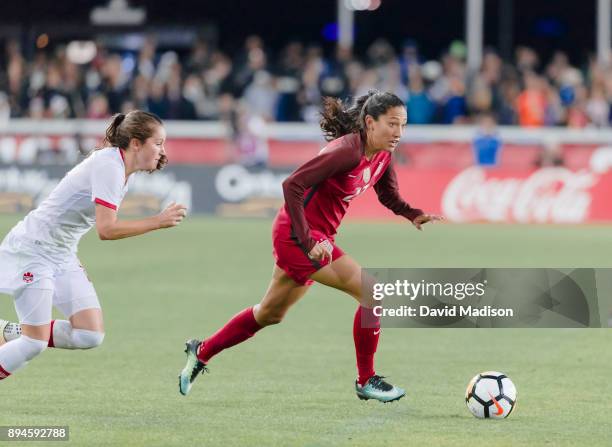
[
  {"xmin": 319, "ymin": 90, "xmax": 405, "ymax": 141},
  {"xmin": 99, "ymin": 110, "xmax": 167, "ymax": 170}
]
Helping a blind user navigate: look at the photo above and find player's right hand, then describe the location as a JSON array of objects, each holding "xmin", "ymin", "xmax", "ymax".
[
  {"xmin": 157, "ymin": 202, "xmax": 187, "ymax": 228},
  {"xmin": 308, "ymin": 241, "xmax": 333, "ymax": 264}
]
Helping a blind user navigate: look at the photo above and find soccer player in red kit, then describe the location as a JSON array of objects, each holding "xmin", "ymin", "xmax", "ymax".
[{"xmin": 179, "ymin": 90, "xmax": 442, "ymax": 402}]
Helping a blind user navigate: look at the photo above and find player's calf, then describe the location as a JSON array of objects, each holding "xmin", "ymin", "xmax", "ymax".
[{"xmin": 0, "ymin": 335, "xmax": 48, "ymax": 380}]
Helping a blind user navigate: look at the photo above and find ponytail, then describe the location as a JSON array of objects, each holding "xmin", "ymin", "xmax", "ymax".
[
  {"xmin": 97, "ymin": 110, "xmax": 162, "ymax": 151},
  {"xmin": 103, "ymin": 113, "xmax": 128, "ymax": 148},
  {"xmin": 319, "ymin": 90, "xmax": 378, "ymax": 141},
  {"xmin": 95, "ymin": 110, "xmax": 166, "ymax": 171}
]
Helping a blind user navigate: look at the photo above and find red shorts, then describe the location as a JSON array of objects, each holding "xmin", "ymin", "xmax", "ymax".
[{"xmin": 272, "ymin": 217, "xmax": 344, "ymax": 286}]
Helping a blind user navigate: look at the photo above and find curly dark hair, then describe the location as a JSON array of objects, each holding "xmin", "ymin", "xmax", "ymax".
[{"xmin": 319, "ymin": 90, "xmax": 405, "ymax": 141}]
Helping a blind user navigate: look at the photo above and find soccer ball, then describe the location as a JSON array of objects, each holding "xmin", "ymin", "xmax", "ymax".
[{"xmin": 465, "ymin": 371, "xmax": 517, "ymax": 419}]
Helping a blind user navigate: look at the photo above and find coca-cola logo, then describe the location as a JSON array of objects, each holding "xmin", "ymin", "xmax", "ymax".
[{"xmin": 442, "ymin": 167, "xmax": 597, "ymax": 223}]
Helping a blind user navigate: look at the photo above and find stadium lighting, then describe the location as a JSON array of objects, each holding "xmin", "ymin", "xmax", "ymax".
[
  {"xmin": 344, "ymin": 0, "xmax": 381, "ymax": 11},
  {"xmin": 36, "ymin": 34, "xmax": 49, "ymax": 49},
  {"xmin": 466, "ymin": 0, "xmax": 484, "ymax": 72},
  {"xmin": 597, "ymin": 0, "xmax": 611, "ymax": 66},
  {"xmin": 90, "ymin": 0, "xmax": 146, "ymax": 26},
  {"xmin": 367, "ymin": 0, "xmax": 382, "ymax": 10},
  {"xmin": 66, "ymin": 41, "xmax": 97, "ymax": 65}
]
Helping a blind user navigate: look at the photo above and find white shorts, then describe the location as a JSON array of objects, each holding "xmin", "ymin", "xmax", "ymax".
[
  {"xmin": 0, "ymin": 233, "xmax": 55, "ymax": 294},
  {"xmin": 0, "ymin": 235, "xmax": 101, "ymax": 325}
]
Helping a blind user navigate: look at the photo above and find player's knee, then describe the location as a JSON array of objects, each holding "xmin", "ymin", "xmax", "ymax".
[
  {"xmin": 263, "ymin": 314, "xmax": 284, "ymax": 326},
  {"xmin": 257, "ymin": 309, "xmax": 285, "ymax": 326},
  {"xmin": 72, "ymin": 329, "xmax": 105, "ymax": 349},
  {"xmin": 254, "ymin": 302, "xmax": 287, "ymax": 326},
  {"xmin": 20, "ymin": 335, "xmax": 48, "ymax": 360}
]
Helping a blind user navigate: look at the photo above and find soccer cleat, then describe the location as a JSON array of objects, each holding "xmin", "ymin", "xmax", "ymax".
[
  {"xmin": 355, "ymin": 375, "xmax": 406, "ymax": 403},
  {"xmin": 0, "ymin": 320, "xmax": 21, "ymax": 345},
  {"xmin": 0, "ymin": 319, "xmax": 8, "ymax": 345},
  {"xmin": 178, "ymin": 339, "xmax": 208, "ymax": 396}
]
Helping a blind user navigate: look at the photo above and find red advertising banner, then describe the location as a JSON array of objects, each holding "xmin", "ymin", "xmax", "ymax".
[
  {"xmin": 168, "ymin": 140, "xmax": 606, "ymax": 171},
  {"xmin": 3, "ymin": 134, "xmax": 611, "ymax": 171},
  {"xmin": 348, "ymin": 167, "xmax": 612, "ymax": 224},
  {"xmin": 1, "ymin": 132, "xmax": 610, "ymax": 223}
]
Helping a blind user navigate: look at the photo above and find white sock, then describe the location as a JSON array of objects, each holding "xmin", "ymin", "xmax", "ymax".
[
  {"xmin": 0, "ymin": 335, "xmax": 48, "ymax": 376},
  {"xmin": 51, "ymin": 320, "xmax": 104, "ymax": 350}
]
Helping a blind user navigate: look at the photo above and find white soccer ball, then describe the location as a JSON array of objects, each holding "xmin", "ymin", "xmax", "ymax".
[{"xmin": 465, "ymin": 371, "xmax": 517, "ymax": 419}]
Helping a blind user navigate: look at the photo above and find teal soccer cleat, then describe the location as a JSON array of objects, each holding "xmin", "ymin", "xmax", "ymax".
[
  {"xmin": 355, "ymin": 375, "xmax": 406, "ymax": 403},
  {"xmin": 178, "ymin": 339, "xmax": 208, "ymax": 396}
]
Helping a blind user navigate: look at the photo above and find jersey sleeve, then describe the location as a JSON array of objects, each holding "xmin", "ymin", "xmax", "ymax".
[
  {"xmin": 373, "ymin": 160, "xmax": 423, "ymax": 222},
  {"xmin": 91, "ymin": 161, "xmax": 125, "ymax": 211},
  {"xmin": 282, "ymin": 143, "xmax": 361, "ymax": 252}
]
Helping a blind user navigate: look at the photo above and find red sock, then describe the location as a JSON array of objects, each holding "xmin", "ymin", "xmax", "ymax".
[
  {"xmin": 48, "ymin": 320, "xmax": 55, "ymax": 348},
  {"xmin": 0, "ymin": 364, "xmax": 10, "ymax": 380},
  {"xmin": 197, "ymin": 307, "xmax": 262, "ymax": 363},
  {"xmin": 353, "ymin": 306, "xmax": 380, "ymax": 386}
]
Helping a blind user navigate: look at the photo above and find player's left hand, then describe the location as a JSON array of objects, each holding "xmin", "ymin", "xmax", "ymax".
[{"xmin": 412, "ymin": 214, "xmax": 444, "ymax": 231}]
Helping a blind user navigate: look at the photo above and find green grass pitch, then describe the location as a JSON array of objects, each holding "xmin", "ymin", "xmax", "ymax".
[{"xmin": 1, "ymin": 215, "xmax": 611, "ymax": 446}]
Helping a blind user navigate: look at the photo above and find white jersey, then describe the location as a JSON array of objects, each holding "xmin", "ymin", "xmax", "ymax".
[{"xmin": 7, "ymin": 147, "xmax": 128, "ymax": 260}]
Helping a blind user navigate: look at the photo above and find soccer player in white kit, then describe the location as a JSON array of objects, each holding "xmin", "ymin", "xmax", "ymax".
[{"xmin": 0, "ymin": 110, "xmax": 187, "ymax": 381}]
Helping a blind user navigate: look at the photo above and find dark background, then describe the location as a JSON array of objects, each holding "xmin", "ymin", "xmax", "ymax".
[{"xmin": 0, "ymin": 1, "xmax": 599, "ymax": 64}]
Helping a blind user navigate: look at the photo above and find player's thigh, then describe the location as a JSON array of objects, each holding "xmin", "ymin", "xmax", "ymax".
[
  {"xmin": 53, "ymin": 265, "xmax": 103, "ymax": 332},
  {"xmin": 255, "ymin": 265, "xmax": 311, "ymax": 322},
  {"xmin": 14, "ymin": 284, "xmax": 54, "ymax": 341},
  {"xmin": 310, "ymin": 255, "xmax": 377, "ymax": 307}
]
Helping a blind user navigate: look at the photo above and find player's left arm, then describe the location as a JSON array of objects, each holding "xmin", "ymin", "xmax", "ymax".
[
  {"xmin": 91, "ymin": 159, "xmax": 186, "ymax": 240},
  {"xmin": 373, "ymin": 161, "xmax": 443, "ymax": 231}
]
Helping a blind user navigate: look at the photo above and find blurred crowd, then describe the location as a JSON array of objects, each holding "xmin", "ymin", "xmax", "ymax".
[{"xmin": 2, "ymin": 35, "xmax": 612, "ymax": 128}]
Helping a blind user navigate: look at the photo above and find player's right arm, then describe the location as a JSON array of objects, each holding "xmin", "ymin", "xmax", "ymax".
[{"xmin": 95, "ymin": 202, "xmax": 186, "ymax": 240}]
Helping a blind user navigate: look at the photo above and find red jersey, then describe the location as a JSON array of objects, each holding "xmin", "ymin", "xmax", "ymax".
[{"xmin": 276, "ymin": 132, "xmax": 422, "ymax": 253}]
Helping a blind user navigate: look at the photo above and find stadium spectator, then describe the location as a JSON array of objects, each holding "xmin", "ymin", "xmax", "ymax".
[
  {"xmin": 472, "ymin": 114, "xmax": 502, "ymax": 167},
  {"xmin": 3, "ymin": 36, "xmax": 612, "ymax": 128},
  {"xmin": 227, "ymin": 102, "xmax": 269, "ymax": 168},
  {"xmin": 274, "ymin": 42, "xmax": 304, "ymax": 122},
  {"xmin": 406, "ymin": 67, "xmax": 435, "ymax": 124},
  {"xmin": 398, "ymin": 38, "xmax": 422, "ymax": 85},
  {"xmin": 443, "ymin": 74, "xmax": 469, "ymax": 124},
  {"xmin": 516, "ymin": 72, "xmax": 547, "ymax": 127},
  {"xmin": 299, "ymin": 46, "xmax": 325, "ymax": 122},
  {"xmin": 86, "ymin": 93, "xmax": 110, "ymax": 119},
  {"xmin": 497, "ymin": 78, "xmax": 520, "ymax": 125},
  {"xmin": 0, "ymin": 91, "xmax": 10, "ymax": 125},
  {"xmin": 586, "ymin": 85, "xmax": 609, "ymax": 127},
  {"xmin": 535, "ymin": 136, "xmax": 565, "ymax": 167}
]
